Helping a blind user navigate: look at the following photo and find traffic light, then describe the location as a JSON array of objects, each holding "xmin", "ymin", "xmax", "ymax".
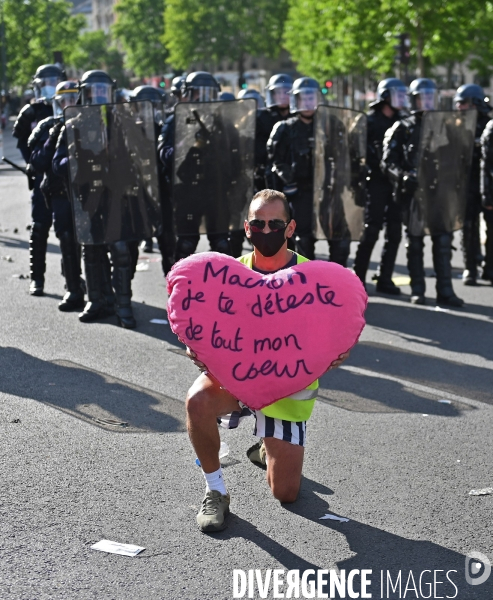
[
  {"xmin": 322, "ymin": 80, "xmax": 333, "ymax": 95},
  {"xmin": 159, "ymin": 76, "xmax": 166, "ymax": 88},
  {"xmin": 394, "ymin": 33, "xmax": 411, "ymax": 65}
]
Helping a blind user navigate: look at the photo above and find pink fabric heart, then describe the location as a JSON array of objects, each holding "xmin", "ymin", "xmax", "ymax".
[{"xmin": 167, "ymin": 252, "xmax": 367, "ymax": 410}]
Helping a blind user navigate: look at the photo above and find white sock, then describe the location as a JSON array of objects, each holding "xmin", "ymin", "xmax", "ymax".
[{"xmin": 203, "ymin": 467, "xmax": 227, "ymax": 495}]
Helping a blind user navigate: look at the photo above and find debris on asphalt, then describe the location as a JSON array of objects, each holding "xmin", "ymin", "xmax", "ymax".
[
  {"xmin": 11, "ymin": 418, "xmax": 21, "ymax": 423},
  {"xmin": 150, "ymin": 318, "xmax": 168, "ymax": 325},
  {"xmin": 439, "ymin": 399, "xmax": 452, "ymax": 404},
  {"xmin": 469, "ymin": 487, "xmax": 493, "ymax": 496},
  {"xmin": 91, "ymin": 540, "xmax": 145, "ymax": 557},
  {"xmin": 319, "ymin": 514, "xmax": 350, "ymax": 523},
  {"xmin": 136, "ymin": 262, "xmax": 149, "ymax": 271},
  {"xmin": 92, "ymin": 417, "xmax": 129, "ymax": 428},
  {"xmin": 25, "ymin": 224, "xmax": 31, "ymax": 231},
  {"xmin": 1, "ymin": 255, "xmax": 13, "ymax": 262},
  {"xmin": 12, "ymin": 274, "xmax": 28, "ymax": 279},
  {"xmin": 13, "ymin": 228, "xmax": 18, "ymax": 234}
]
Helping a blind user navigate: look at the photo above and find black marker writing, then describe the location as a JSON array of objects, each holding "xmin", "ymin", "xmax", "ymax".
[
  {"xmin": 232, "ymin": 359, "xmax": 313, "ymax": 381},
  {"xmin": 254, "ymin": 333, "xmax": 302, "ymax": 354},
  {"xmin": 211, "ymin": 321, "xmax": 243, "ymax": 352},
  {"xmin": 218, "ymin": 291, "xmax": 236, "ymax": 315}
]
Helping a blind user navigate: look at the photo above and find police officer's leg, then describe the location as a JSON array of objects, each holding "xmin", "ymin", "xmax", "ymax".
[
  {"xmin": 406, "ymin": 234, "xmax": 426, "ymax": 304},
  {"xmin": 229, "ymin": 230, "xmax": 245, "ymax": 258},
  {"xmin": 328, "ymin": 238, "xmax": 350, "ymax": 267},
  {"xmin": 208, "ymin": 233, "xmax": 232, "ymax": 255},
  {"xmin": 461, "ymin": 218, "xmax": 479, "ymax": 285},
  {"xmin": 290, "ymin": 193, "xmax": 315, "ymax": 260},
  {"xmin": 175, "ymin": 235, "xmax": 200, "ymax": 261},
  {"xmin": 482, "ymin": 209, "xmax": 493, "ymax": 283},
  {"xmin": 353, "ymin": 179, "xmax": 385, "ymax": 285},
  {"xmin": 110, "ymin": 241, "xmax": 136, "ymax": 329},
  {"xmin": 141, "ymin": 238, "xmax": 153, "ymax": 253},
  {"xmin": 100, "ymin": 250, "xmax": 115, "ymax": 315},
  {"xmin": 29, "ymin": 190, "xmax": 52, "ymax": 296},
  {"xmin": 52, "ymin": 196, "xmax": 85, "ymax": 312},
  {"xmin": 432, "ymin": 233, "xmax": 464, "ymax": 307},
  {"xmin": 377, "ymin": 214, "xmax": 402, "ymax": 295},
  {"xmin": 155, "ymin": 194, "xmax": 176, "ymax": 275},
  {"xmin": 79, "ymin": 245, "xmax": 107, "ymax": 322}
]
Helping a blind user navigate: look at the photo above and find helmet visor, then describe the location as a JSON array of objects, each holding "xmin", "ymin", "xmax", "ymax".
[
  {"xmin": 186, "ymin": 86, "xmax": 219, "ymax": 102},
  {"xmin": 290, "ymin": 88, "xmax": 320, "ymax": 113},
  {"xmin": 85, "ymin": 82, "xmax": 113, "ymax": 105},
  {"xmin": 390, "ymin": 87, "xmax": 409, "ymax": 110},
  {"xmin": 53, "ymin": 92, "xmax": 78, "ymax": 116},
  {"xmin": 416, "ymin": 88, "xmax": 437, "ymax": 111},
  {"xmin": 266, "ymin": 84, "xmax": 291, "ymax": 108},
  {"xmin": 37, "ymin": 76, "xmax": 60, "ymax": 100}
]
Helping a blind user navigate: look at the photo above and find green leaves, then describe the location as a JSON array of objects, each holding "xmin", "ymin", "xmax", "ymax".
[{"xmin": 112, "ymin": 0, "xmax": 168, "ymax": 77}]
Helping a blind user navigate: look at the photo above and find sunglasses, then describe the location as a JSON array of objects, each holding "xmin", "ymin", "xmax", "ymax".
[{"xmin": 248, "ymin": 219, "xmax": 290, "ymax": 232}]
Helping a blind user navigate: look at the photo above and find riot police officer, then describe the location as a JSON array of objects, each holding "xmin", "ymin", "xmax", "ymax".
[
  {"xmin": 130, "ymin": 85, "xmax": 175, "ymax": 273},
  {"xmin": 353, "ymin": 78, "xmax": 407, "ymax": 292},
  {"xmin": 268, "ymin": 77, "xmax": 345, "ymax": 262},
  {"xmin": 13, "ymin": 64, "xmax": 64, "ymax": 296},
  {"xmin": 237, "ymin": 88, "xmax": 265, "ymax": 108},
  {"xmin": 169, "ymin": 75, "xmax": 186, "ymax": 107},
  {"xmin": 454, "ymin": 84, "xmax": 492, "ymax": 285},
  {"xmin": 53, "ymin": 70, "xmax": 139, "ymax": 328},
  {"xmin": 27, "ymin": 81, "xmax": 84, "ymax": 311},
  {"xmin": 158, "ymin": 71, "xmax": 232, "ymax": 259},
  {"xmin": 382, "ymin": 78, "xmax": 464, "ymax": 306}
]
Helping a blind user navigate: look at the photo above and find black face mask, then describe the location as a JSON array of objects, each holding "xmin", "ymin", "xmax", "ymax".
[{"xmin": 249, "ymin": 229, "xmax": 287, "ymax": 257}]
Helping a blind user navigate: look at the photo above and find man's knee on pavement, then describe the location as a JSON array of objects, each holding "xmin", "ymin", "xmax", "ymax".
[{"xmin": 268, "ymin": 476, "xmax": 300, "ymax": 504}]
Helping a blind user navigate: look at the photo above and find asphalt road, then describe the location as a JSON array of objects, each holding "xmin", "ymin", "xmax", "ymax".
[{"xmin": 1, "ymin": 125, "xmax": 492, "ymax": 600}]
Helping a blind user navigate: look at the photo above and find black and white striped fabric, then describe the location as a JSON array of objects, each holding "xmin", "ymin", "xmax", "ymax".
[{"xmin": 218, "ymin": 404, "xmax": 306, "ymax": 447}]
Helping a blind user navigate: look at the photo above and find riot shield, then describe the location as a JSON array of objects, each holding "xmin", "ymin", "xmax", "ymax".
[
  {"xmin": 64, "ymin": 101, "xmax": 161, "ymax": 245},
  {"xmin": 411, "ymin": 110, "xmax": 477, "ymax": 236},
  {"xmin": 314, "ymin": 106, "xmax": 367, "ymax": 241},
  {"xmin": 173, "ymin": 99, "xmax": 256, "ymax": 235}
]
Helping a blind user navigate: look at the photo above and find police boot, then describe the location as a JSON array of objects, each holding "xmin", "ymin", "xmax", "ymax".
[
  {"xmin": 229, "ymin": 230, "xmax": 245, "ymax": 258},
  {"xmin": 101, "ymin": 251, "xmax": 116, "ymax": 315},
  {"xmin": 432, "ymin": 234, "xmax": 464, "ymax": 307},
  {"xmin": 209, "ymin": 233, "xmax": 232, "ymax": 256},
  {"xmin": 296, "ymin": 235, "xmax": 316, "ymax": 260},
  {"xmin": 328, "ymin": 238, "xmax": 350, "ymax": 267},
  {"xmin": 461, "ymin": 220, "xmax": 478, "ymax": 286},
  {"xmin": 406, "ymin": 235, "xmax": 426, "ymax": 304},
  {"xmin": 175, "ymin": 235, "xmax": 199, "ymax": 261},
  {"xmin": 353, "ymin": 224, "xmax": 380, "ymax": 286},
  {"xmin": 29, "ymin": 222, "xmax": 50, "ymax": 296},
  {"xmin": 79, "ymin": 245, "xmax": 107, "ymax": 322},
  {"xmin": 376, "ymin": 222, "xmax": 402, "ymax": 295},
  {"xmin": 111, "ymin": 241, "xmax": 136, "ymax": 329},
  {"xmin": 482, "ymin": 223, "xmax": 493, "ymax": 283},
  {"xmin": 58, "ymin": 231, "xmax": 85, "ymax": 311}
]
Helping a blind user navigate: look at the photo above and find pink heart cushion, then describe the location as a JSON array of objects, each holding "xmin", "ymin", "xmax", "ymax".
[{"xmin": 166, "ymin": 252, "xmax": 367, "ymax": 410}]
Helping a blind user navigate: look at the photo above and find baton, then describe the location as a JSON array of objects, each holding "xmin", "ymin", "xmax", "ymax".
[
  {"xmin": 2, "ymin": 156, "xmax": 27, "ymax": 175},
  {"xmin": 191, "ymin": 110, "xmax": 211, "ymax": 141}
]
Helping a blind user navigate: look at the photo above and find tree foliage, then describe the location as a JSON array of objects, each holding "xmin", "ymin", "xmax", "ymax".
[
  {"xmin": 67, "ymin": 31, "xmax": 129, "ymax": 87},
  {"xmin": 284, "ymin": 0, "xmax": 489, "ymax": 80},
  {"xmin": 2, "ymin": 0, "xmax": 84, "ymax": 88},
  {"xmin": 112, "ymin": 0, "xmax": 168, "ymax": 76},
  {"xmin": 164, "ymin": 0, "xmax": 288, "ymax": 76}
]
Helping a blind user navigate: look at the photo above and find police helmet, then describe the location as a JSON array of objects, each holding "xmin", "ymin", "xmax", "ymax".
[
  {"xmin": 237, "ymin": 88, "xmax": 265, "ymax": 108},
  {"xmin": 265, "ymin": 73, "xmax": 293, "ymax": 109},
  {"xmin": 79, "ymin": 70, "xmax": 116, "ymax": 106},
  {"xmin": 181, "ymin": 71, "xmax": 220, "ymax": 102},
  {"xmin": 454, "ymin": 84, "xmax": 491, "ymax": 114},
  {"xmin": 408, "ymin": 78, "xmax": 437, "ymax": 112},
  {"xmin": 53, "ymin": 81, "xmax": 78, "ymax": 117},
  {"xmin": 32, "ymin": 64, "xmax": 65, "ymax": 101},
  {"xmin": 131, "ymin": 85, "xmax": 166, "ymax": 105},
  {"xmin": 218, "ymin": 92, "xmax": 236, "ymax": 101},
  {"xmin": 370, "ymin": 78, "xmax": 408, "ymax": 110},
  {"xmin": 171, "ymin": 76, "xmax": 186, "ymax": 98},
  {"xmin": 289, "ymin": 77, "xmax": 322, "ymax": 114}
]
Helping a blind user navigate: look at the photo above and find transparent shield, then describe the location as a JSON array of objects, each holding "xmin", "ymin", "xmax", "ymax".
[
  {"xmin": 173, "ymin": 99, "xmax": 256, "ymax": 235},
  {"xmin": 313, "ymin": 106, "xmax": 367, "ymax": 241},
  {"xmin": 64, "ymin": 100, "xmax": 162, "ymax": 245},
  {"xmin": 411, "ymin": 110, "xmax": 477, "ymax": 236},
  {"xmin": 390, "ymin": 87, "xmax": 409, "ymax": 110}
]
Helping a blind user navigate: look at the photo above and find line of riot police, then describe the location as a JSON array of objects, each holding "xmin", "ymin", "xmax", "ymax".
[{"xmin": 12, "ymin": 65, "xmax": 493, "ymax": 332}]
